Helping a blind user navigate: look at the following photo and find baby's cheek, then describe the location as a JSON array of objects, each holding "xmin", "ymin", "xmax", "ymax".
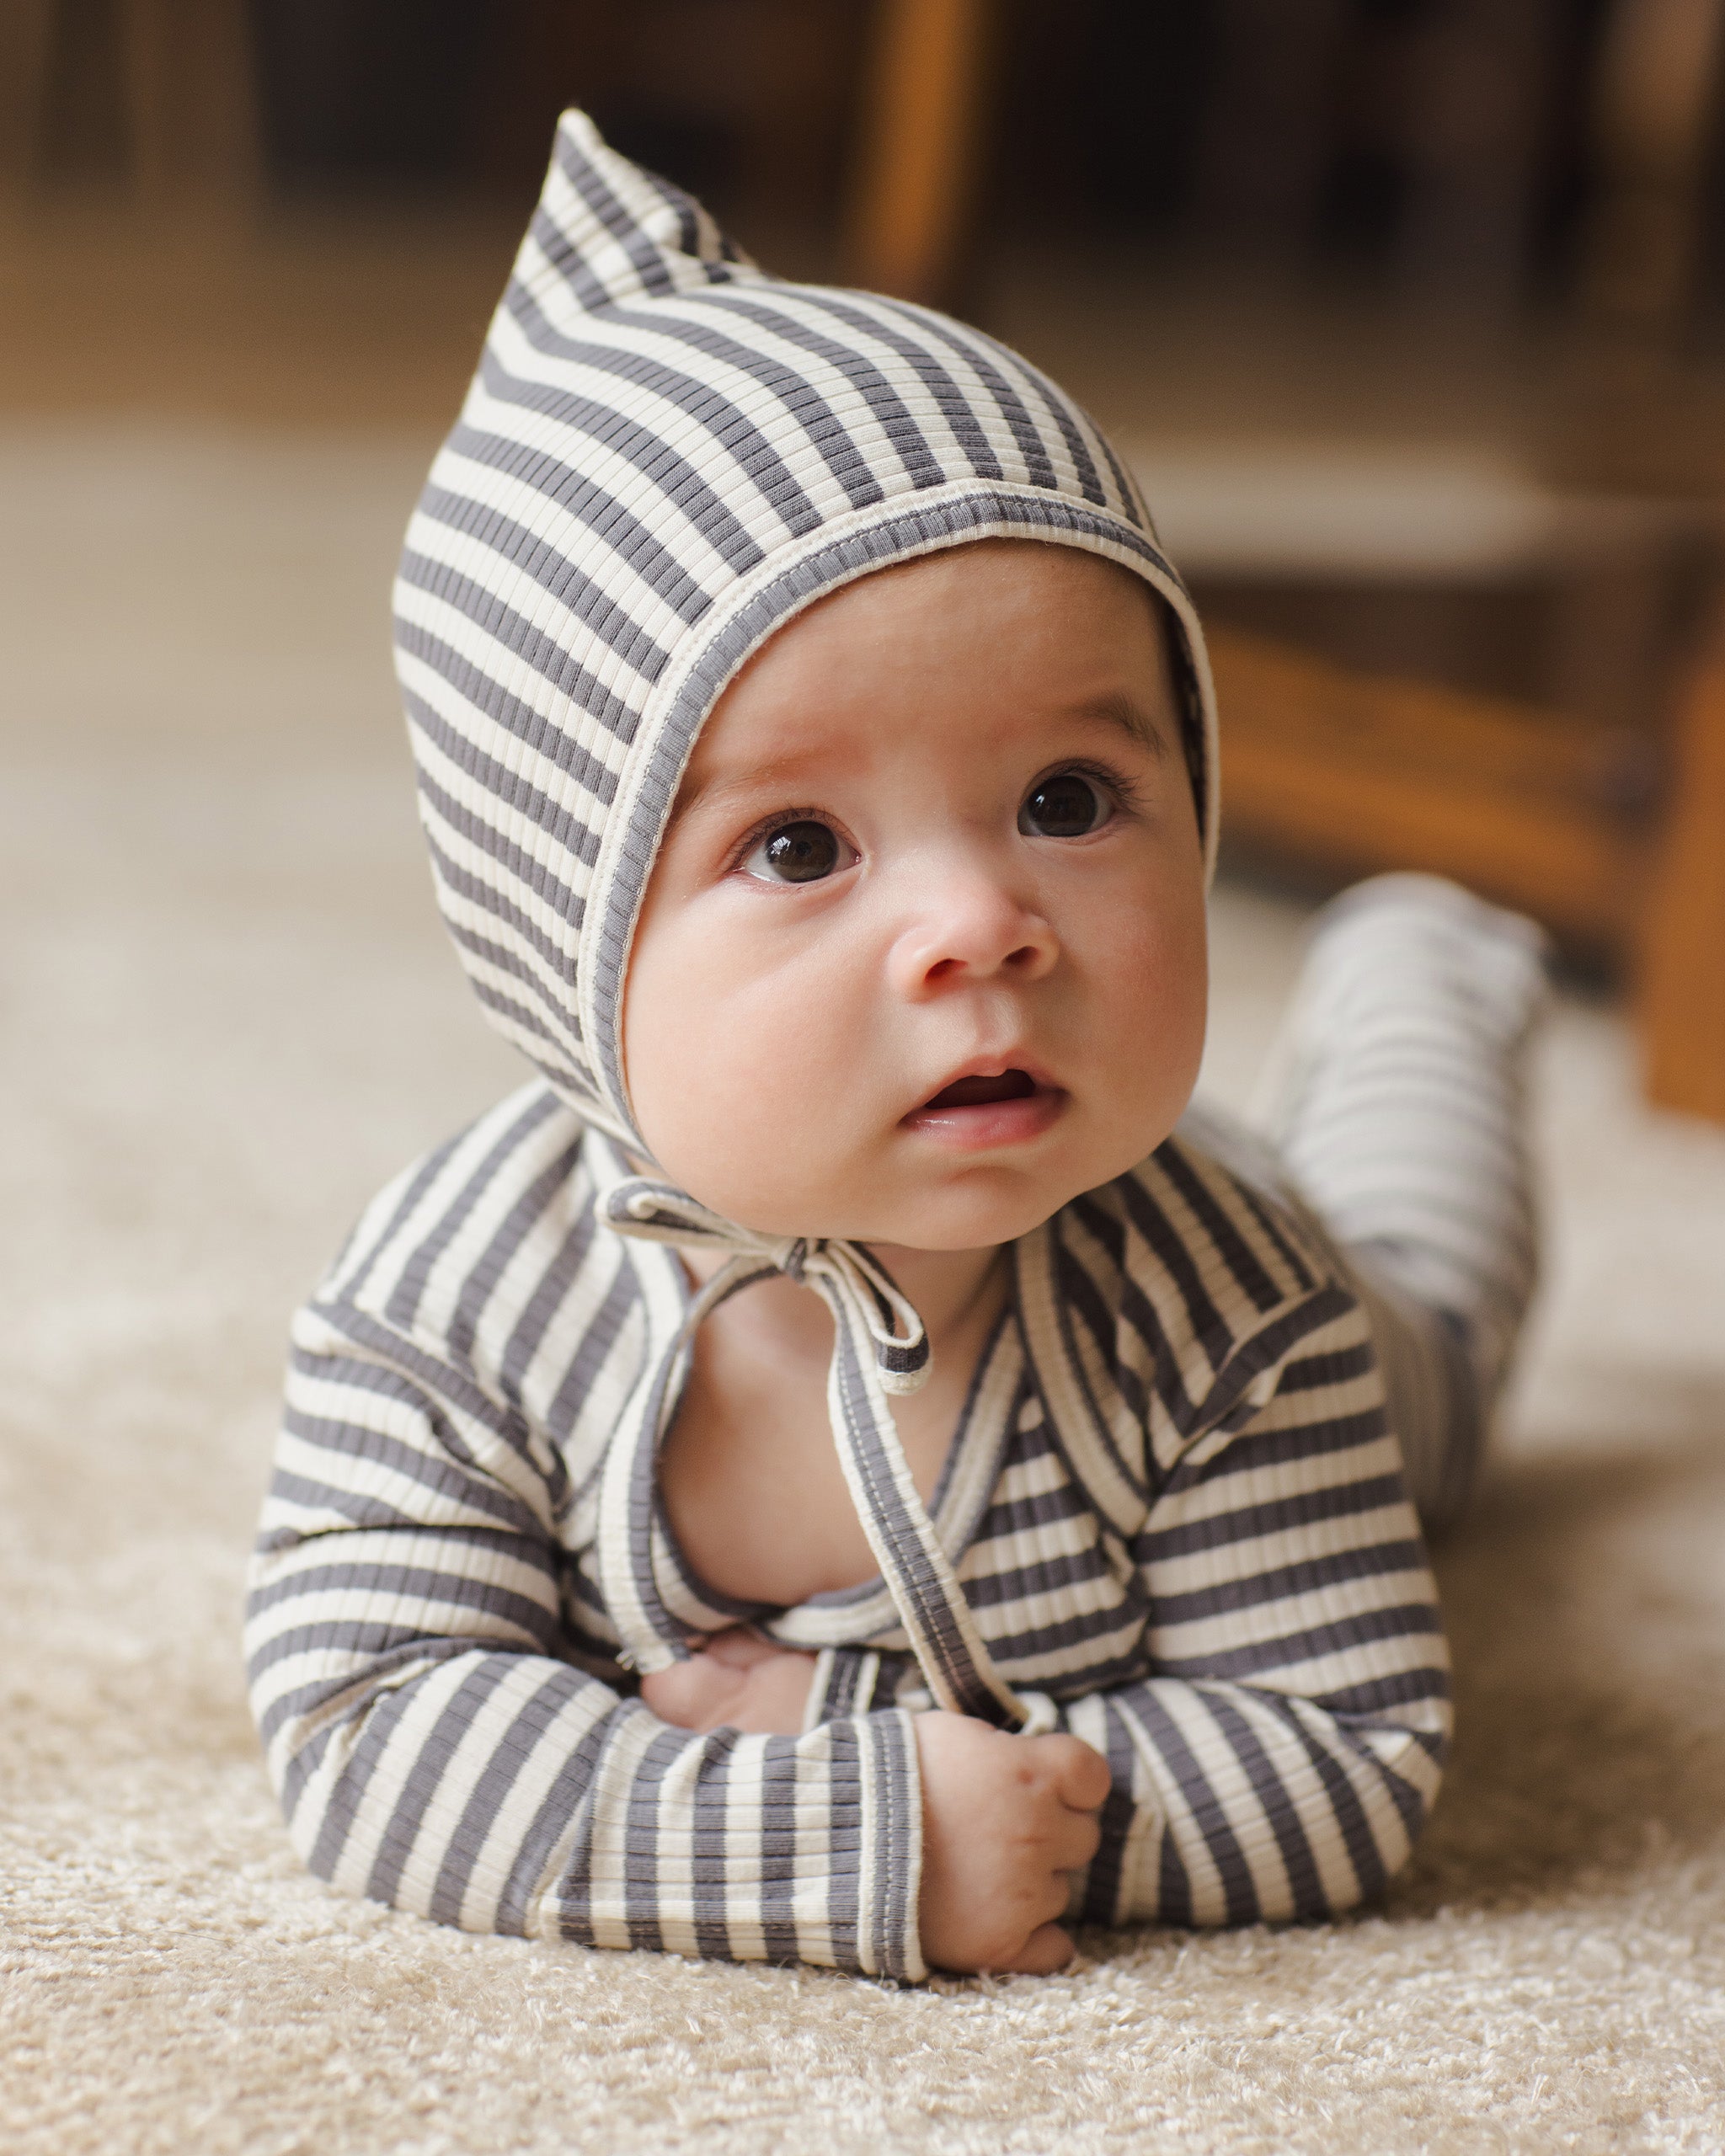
[
  {"xmin": 1092, "ymin": 892, "xmax": 1208, "ymax": 1123},
  {"xmin": 638, "ymin": 944, "xmax": 876, "ymax": 1226}
]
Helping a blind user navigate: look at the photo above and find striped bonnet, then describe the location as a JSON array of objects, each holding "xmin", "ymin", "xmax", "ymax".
[
  {"xmin": 393, "ymin": 110, "xmax": 1226, "ymax": 1718},
  {"xmin": 393, "ymin": 109, "xmax": 1220, "ymax": 1161}
]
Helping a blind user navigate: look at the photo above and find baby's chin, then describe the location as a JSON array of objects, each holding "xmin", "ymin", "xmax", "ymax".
[{"xmin": 688, "ymin": 1146, "xmax": 1151, "ymax": 1253}]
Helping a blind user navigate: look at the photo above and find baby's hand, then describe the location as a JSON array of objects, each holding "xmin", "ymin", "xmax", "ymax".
[
  {"xmin": 640, "ymin": 1626, "xmax": 818, "ymax": 1735},
  {"xmin": 914, "ymin": 1710, "xmax": 1109, "ymax": 1974}
]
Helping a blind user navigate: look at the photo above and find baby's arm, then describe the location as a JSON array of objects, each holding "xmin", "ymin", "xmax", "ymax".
[
  {"xmin": 645, "ymin": 1289, "xmax": 1443, "ymax": 1956},
  {"xmin": 648, "ymin": 1640, "xmax": 1112, "ymax": 1973},
  {"xmin": 646, "ymin": 1293, "xmax": 1443, "ymax": 1964},
  {"xmin": 246, "ymin": 1296, "xmax": 927, "ymax": 1979},
  {"xmin": 1048, "ymin": 1288, "xmax": 1450, "ymax": 1928}
]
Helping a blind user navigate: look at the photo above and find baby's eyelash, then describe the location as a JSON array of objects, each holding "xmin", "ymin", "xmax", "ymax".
[
  {"xmin": 724, "ymin": 808, "xmax": 835, "ymax": 873},
  {"xmin": 722, "ymin": 763, "xmax": 1143, "ymax": 873},
  {"xmin": 1041, "ymin": 759, "xmax": 1145, "ymax": 812}
]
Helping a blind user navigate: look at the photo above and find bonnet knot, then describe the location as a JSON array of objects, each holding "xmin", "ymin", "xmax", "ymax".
[{"xmin": 601, "ymin": 1177, "xmax": 930, "ymax": 1395}]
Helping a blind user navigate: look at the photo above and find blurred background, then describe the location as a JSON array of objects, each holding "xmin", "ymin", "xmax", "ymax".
[
  {"xmin": 7, "ymin": 24, "xmax": 1725, "ymax": 2137},
  {"xmin": 3, "ymin": 0, "xmax": 1724, "ymax": 1120}
]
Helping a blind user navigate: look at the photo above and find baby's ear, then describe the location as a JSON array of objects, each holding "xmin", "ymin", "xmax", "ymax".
[{"xmin": 514, "ymin": 108, "xmax": 762, "ymax": 322}]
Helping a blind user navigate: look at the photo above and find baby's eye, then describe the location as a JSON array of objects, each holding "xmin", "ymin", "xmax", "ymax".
[
  {"xmin": 740, "ymin": 819, "xmax": 852, "ymax": 884},
  {"xmin": 1019, "ymin": 771, "xmax": 1109, "ymax": 838}
]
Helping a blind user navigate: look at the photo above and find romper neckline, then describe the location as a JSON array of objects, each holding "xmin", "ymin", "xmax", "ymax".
[
  {"xmin": 644, "ymin": 1289, "xmax": 1028, "ymax": 1652},
  {"xmin": 590, "ymin": 1129, "xmax": 1039, "ymax": 1723}
]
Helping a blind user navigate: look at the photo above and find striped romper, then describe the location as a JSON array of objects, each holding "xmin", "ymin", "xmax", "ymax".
[{"xmin": 244, "ymin": 113, "xmax": 1546, "ymax": 1982}]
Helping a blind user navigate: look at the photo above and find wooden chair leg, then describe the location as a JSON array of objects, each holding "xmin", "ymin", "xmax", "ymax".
[
  {"xmin": 1639, "ymin": 596, "xmax": 1725, "ymax": 1121},
  {"xmin": 115, "ymin": 0, "xmax": 259, "ymax": 202},
  {"xmin": 1582, "ymin": 0, "xmax": 1725, "ymax": 332},
  {"xmin": 0, "ymin": 0, "xmax": 58, "ymax": 194},
  {"xmin": 846, "ymin": 0, "xmax": 991, "ymax": 304}
]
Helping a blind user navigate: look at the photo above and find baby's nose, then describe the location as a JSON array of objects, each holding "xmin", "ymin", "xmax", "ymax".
[{"xmin": 887, "ymin": 874, "xmax": 1058, "ymax": 997}]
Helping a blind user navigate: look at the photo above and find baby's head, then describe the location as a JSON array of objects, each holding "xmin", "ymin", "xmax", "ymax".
[
  {"xmin": 624, "ymin": 538, "xmax": 1207, "ymax": 1250},
  {"xmin": 396, "ymin": 111, "xmax": 1222, "ymax": 1254}
]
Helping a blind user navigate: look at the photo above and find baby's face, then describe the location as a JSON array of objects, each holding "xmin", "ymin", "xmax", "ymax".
[{"xmin": 622, "ymin": 539, "xmax": 1208, "ymax": 1250}]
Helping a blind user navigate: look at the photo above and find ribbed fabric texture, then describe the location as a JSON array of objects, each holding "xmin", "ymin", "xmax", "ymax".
[
  {"xmin": 392, "ymin": 109, "xmax": 1218, "ymax": 1150},
  {"xmin": 247, "ymin": 1100, "xmax": 1450, "ymax": 1970},
  {"xmin": 382, "ymin": 104, "xmax": 1241, "ymax": 1761},
  {"xmin": 1257, "ymin": 874, "xmax": 1550, "ymax": 1530},
  {"xmin": 244, "ymin": 112, "xmax": 1469, "ymax": 1977}
]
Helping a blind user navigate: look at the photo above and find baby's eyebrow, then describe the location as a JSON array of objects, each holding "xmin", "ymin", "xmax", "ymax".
[
  {"xmin": 669, "ymin": 688, "xmax": 1169, "ymax": 829},
  {"xmin": 1068, "ymin": 688, "xmax": 1171, "ymax": 758},
  {"xmin": 666, "ymin": 755, "xmax": 811, "ymax": 830}
]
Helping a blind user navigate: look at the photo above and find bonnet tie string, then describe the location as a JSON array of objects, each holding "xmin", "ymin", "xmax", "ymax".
[{"xmin": 596, "ymin": 1174, "xmax": 1029, "ymax": 1729}]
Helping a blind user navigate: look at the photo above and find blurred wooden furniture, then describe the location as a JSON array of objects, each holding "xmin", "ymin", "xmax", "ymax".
[
  {"xmin": 1549, "ymin": 0, "xmax": 1725, "ymax": 500},
  {"xmin": 1130, "ymin": 440, "xmax": 1725, "ymax": 1119},
  {"xmin": 1210, "ymin": 630, "xmax": 1649, "ymax": 950},
  {"xmin": 842, "ymin": 0, "xmax": 1725, "ymax": 322},
  {"xmin": 1210, "ymin": 586, "xmax": 1725, "ymax": 1123},
  {"xmin": 1, "ymin": 0, "xmax": 256, "ymax": 201},
  {"xmin": 1638, "ymin": 592, "xmax": 1725, "ymax": 1118},
  {"xmin": 846, "ymin": 0, "xmax": 991, "ymax": 302},
  {"xmin": 1136, "ymin": 446, "xmax": 1706, "ymax": 736},
  {"xmin": 0, "ymin": 0, "xmax": 56, "ymax": 188},
  {"xmin": 1583, "ymin": 0, "xmax": 1725, "ymax": 334}
]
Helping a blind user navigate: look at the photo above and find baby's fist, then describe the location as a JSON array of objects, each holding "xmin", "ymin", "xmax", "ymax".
[{"xmin": 914, "ymin": 1712, "xmax": 1109, "ymax": 1974}]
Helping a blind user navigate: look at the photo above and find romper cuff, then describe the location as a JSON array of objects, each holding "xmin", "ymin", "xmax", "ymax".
[
  {"xmin": 850, "ymin": 1705, "xmax": 927, "ymax": 1983},
  {"xmin": 804, "ymin": 1646, "xmax": 883, "ymax": 1731}
]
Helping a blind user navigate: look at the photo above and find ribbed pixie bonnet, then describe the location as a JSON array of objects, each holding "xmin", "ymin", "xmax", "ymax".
[{"xmin": 393, "ymin": 111, "xmax": 1223, "ymax": 1724}]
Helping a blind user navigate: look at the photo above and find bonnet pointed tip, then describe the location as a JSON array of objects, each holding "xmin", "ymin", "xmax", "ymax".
[
  {"xmin": 524, "ymin": 106, "xmax": 758, "ymax": 319},
  {"xmin": 553, "ymin": 105, "xmax": 606, "ymax": 163}
]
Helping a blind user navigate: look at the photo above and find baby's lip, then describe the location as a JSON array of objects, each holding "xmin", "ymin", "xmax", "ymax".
[
  {"xmin": 900, "ymin": 1057, "xmax": 1066, "ymax": 1152},
  {"xmin": 907, "ymin": 1056, "xmax": 1061, "ymax": 1118}
]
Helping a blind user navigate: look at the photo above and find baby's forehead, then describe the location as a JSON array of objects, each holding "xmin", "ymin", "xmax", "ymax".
[
  {"xmin": 713, "ymin": 542, "xmax": 1175, "ymax": 733},
  {"xmin": 740, "ymin": 539, "xmax": 1167, "ymax": 683},
  {"xmin": 669, "ymin": 545, "xmax": 1185, "ymax": 819}
]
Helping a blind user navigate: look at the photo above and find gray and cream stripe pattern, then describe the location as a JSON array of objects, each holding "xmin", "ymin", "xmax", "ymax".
[
  {"xmin": 1256, "ymin": 875, "xmax": 1549, "ymax": 1532},
  {"xmin": 386, "ymin": 108, "xmax": 1226, "ymax": 1728},
  {"xmin": 391, "ymin": 107, "xmax": 1219, "ymax": 1157},
  {"xmin": 245, "ymin": 111, "xmax": 1468, "ymax": 1978},
  {"xmin": 590, "ymin": 1178, "xmax": 1030, "ymax": 1732},
  {"xmin": 248, "ymin": 1100, "xmax": 1450, "ymax": 1977}
]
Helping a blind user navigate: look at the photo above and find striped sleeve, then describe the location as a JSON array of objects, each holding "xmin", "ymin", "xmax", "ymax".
[
  {"xmin": 244, "ymin": 1294, "xmax": 925, "ymax": 1979},
  {"xmin": 1056, "ymin": 1283, "xmax": 1450, "ymax": 1927}
]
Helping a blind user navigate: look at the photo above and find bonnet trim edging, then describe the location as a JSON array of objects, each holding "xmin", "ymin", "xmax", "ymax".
[{"xmin": 580, "ymin": 478, "xmax": 1221, "ymax": 1144}]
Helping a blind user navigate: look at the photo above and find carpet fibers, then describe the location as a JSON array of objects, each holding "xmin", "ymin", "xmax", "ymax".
[{"xmin": 3, "ymin": 428, "xmax": 1723, "ymax": 2154}]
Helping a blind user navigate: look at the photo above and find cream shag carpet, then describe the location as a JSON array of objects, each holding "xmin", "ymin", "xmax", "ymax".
[{"xmin": 3, "ymin": 428, "xmax": 1724, "ymax": 2156}]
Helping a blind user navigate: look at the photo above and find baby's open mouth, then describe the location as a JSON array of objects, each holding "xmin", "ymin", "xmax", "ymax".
[
  {"xmin": 905, "ymin": 1065, "xmax": 1063, "ymax": 1149},
  {"xmin": 921, "ymin": 1069, "xmax": 1039, "ymax": 1112}
]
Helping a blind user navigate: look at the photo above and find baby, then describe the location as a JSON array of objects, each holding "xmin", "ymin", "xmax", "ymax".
[{"xmin": 247, "ymin": 113, "xmax": 1546, "ymax": 1981}]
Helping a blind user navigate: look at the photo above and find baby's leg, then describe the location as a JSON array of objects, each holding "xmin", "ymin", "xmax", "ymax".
[
  {"xmin": 1188, "ymin": 875, "xmax": 1548, "ymax": 1533},
  {"xmin": 1256, "ymin": 874, "xmax": 1549, "ymax": 1530}
]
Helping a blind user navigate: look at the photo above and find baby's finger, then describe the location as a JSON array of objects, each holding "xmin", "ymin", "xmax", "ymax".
[
  {"xmin": 1047, "ymin": 1734, "xmax": 1112, "ymax": 1812},
  {"xmin": 701, "ymin": 1627, "xmax": 778, "ymax": 1670},
  {"xmin": 996, "ymin": 1921, "xmax": 1075, "ymax": 1976},
  {"xmin": 642, "ymin": 1657, "xmax": 734, "ymax": 1727},
  {"xmin": 1049, "ymin": 1803, "xmax": 1103, "ymax": 1875}
]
